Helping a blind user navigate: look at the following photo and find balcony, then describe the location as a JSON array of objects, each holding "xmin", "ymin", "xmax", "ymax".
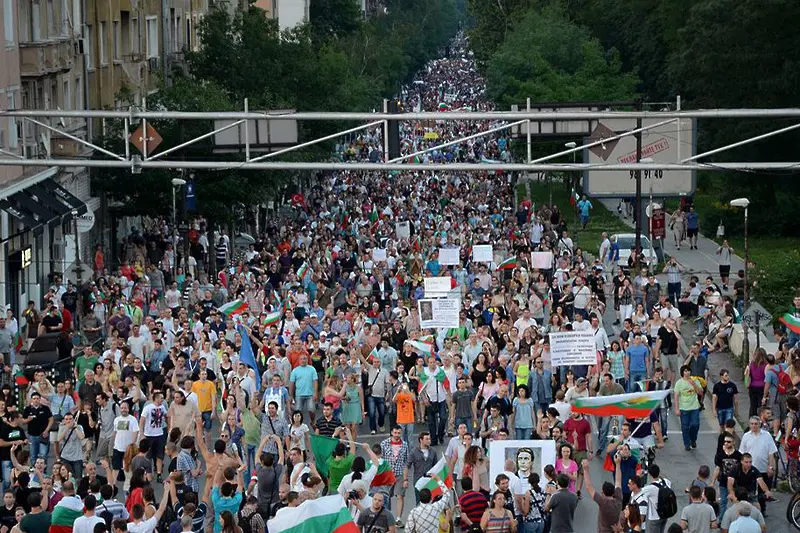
[{"xmin": 20, "ymin": 40, "xmax": 76, "ymax": 78}]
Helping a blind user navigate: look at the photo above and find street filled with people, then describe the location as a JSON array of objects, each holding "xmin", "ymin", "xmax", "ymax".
[{"xmin": 1, "ymin": 31, "xmax": 800, "ymax": 533}]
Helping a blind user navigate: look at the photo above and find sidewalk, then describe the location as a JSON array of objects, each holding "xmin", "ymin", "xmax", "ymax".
[{"xmin": 598, "ymin": 199, "xmax": 745, "ymax": 280}]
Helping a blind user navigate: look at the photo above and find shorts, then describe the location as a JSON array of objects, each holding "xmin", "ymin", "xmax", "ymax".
[
  {"xmin": 658, "ymin": 353, "xmax": 678, "ymax": 375},
  {"xmin": 295, "ymin": 396, "xmax": 315, "ymax": 414},
  {"xmin": 96, "ymin": 436, "xmax": 114, "ymax": 460},
  {"xmin": 389, "ymin": 477, "xmax": 405, "ymax": 497},
  {"xmin": 687, "ymin": 228, "xmax": 698, "ymax": 237},
  {"xmin": 574, "ymin": 451, "xmax": 588, "ymax": 471},
  {"xmin": 719, "ymin": 265, "xmax": 731, "ymax": 278},
  {"xmin": 49, "ymin": 430, "xmax": 59, "ymax": 444},
  {"xmin": 146, "ymin": 434, "xmax": 167, "ymax": 461},
  {"xmin": 112, "ymin": 449, "xmax": 125, "ymax": 470},
  {"xmin": 770, "ymin": 394, "xmax": 788, "ymax": 422}
]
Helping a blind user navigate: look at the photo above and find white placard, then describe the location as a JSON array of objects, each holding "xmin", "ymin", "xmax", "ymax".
[
  {"xmin": 473, "ymin": 244, "xmax": 493, "ymax": 263},
  {"xmin": 418, "ymin": 298, "xmax": 460, "ymax": 328},
  {"xmin": 396, "ymin": 221, "xmax": 411, "ymax": 240},
  {"xmin": 532, "ymin": 251, "xmax": 554, "ymax": 270},
  {"xmin": 489, "ymin": 440, "xmax": 557, "ymax": 486},
  {"xmin": 438, "ymin": 247, "xmax": 460, "ymax": 265},
  {"xmin": 549, "ymin": 331, "xmax": 598, "ymax": 367},
  {"xmin": 424, "ymin": 277, "xmax": 452, "ymax": 297},
  {"xmin": 372, "ymin": 248, "xmax": 387, "ymax": 262}
]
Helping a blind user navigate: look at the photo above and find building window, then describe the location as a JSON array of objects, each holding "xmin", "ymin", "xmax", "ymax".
[
  {"xmin": 7, "ymin": 91, "xmax": 17, "ymax": 148},
  {"xmin": 131, "ymin": 17, "xmax": 139, "ymax": 53},
  {"xmin": 145, "ymin": 16, "xmax": 157, "ymax": 58},
  {"xmin": 31, "ymin": 0, "xmax": 41, "ymax": 41},
  {"xmin": 46, "ymin": 0, "xmax": 55, "ymax": 37},
  {"xmin": 99, "ymin": 21, "xmax": 107, "ymax": 64},
  {"xmin": 74, "ymin": 77, "xmax": 82, "ymax": 110},
  {"xmin": 112, "ymin": 20, "xmax": 119, "ymax": 59},
  {"xmin": 85, "ymin": 24, "xmax": 93, "ymax": 69},
  {"xmin": 63, "ymin": 78, "xmax": 70, "ymax": 110},
  {"xmin": 61, "ymin": 0, "xmax": 68, "ymax": 36},
  {"xmin": 3, "ymin": 0, "xmax": 14, "ymax": 46}
]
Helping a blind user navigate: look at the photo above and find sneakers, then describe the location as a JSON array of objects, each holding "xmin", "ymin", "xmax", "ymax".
[
  {"xmin": 396, "ymin": 519, "xmax": 404, "ymax": 528},
  {"xmin": 691, "ymin": 442, "xmax": 697, "ymax": 449},
  {"xmin": 371, "ymin": 430, "xmax": 376, "ymax": 435}
]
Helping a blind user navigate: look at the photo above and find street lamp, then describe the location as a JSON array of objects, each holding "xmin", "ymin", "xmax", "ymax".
[
  {"xmin": 564, "ymin": 142, "xmax": 578, "ymax": 239},
  {"xmin": 171, "ymin": 178, "xmax": 186, "ymax": 280},
  {"xmin": 730, "ymin": 197, "xmax": 750, "ymax": 366}
]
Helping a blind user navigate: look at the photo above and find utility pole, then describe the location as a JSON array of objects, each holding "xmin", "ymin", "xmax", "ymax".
[
  {"xmin": 72, "ymin": 210, "xmax": 83, "ymax": 325},
  {"xmin": 634, "ymin": 100, "xmax": 643, "ymax": 271}
]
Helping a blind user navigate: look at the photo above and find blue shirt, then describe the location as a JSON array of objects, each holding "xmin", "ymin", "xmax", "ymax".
[
  {"xmin": 577, "ymin": 200, "xmax": 592, "ymax": 217},
  {"xmin": 210, "ymin": 488, "xmax": 243, "ymax": 533},
  {"xmin": 290, "ymin": 364, "xmax": 318, "ymax": 397},
  {"xmin": 626, "ymin": 344, "xmax": 649, "ymax": 372},
  {"xmin": 765, "ymin": 363, "xmax": 787, "ymax": 396},
  {"xmin": 687, "ymin": 212, "xmax": 699, "ymax": 229}
]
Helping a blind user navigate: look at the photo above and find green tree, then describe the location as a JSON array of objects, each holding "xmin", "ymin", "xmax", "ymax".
[
  {"xmin": 467, "ymin": 0, "xmax": 535, "ymax": 65},
  {"xmin": 310, "ymin": 0, "xmax": 362, "ymax": 39}
]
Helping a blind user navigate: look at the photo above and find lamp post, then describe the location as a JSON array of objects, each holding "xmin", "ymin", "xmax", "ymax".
[
  {"xmin": 565, "ymin": 142, "xmax": 578, "ymax": 241},
  {"xmin": 641, "ymin": 157, "xmax": 655, "ymax": 264},
  {"xmin": 171, "ymin": 178, "xmax": 186, "ymax": 280},
  {"xmin": 730, "ymin": 197, "xmax": 750, "ymax": 366},
  {"xmin": 71, "ymin": 209, "xmax": 83, "ymax": 323}
]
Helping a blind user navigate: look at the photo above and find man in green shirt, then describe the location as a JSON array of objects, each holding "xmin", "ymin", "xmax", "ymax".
[
  {"xmin": 674, "ymin": 365, "xmax": 703, "ymax": 451},
  {"xmin": 327, "ymin": 428, "xmax": 356, "ymax": 493},
  {"xmin": 20, "ymin": 492, "xmax": 50, "ymax": 533},
  {"xmin": 74, "ymin": 346, "xmax": 98, "ymax": 384}
]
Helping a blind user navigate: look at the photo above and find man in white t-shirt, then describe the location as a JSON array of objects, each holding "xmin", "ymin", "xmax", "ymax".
[
  {"xmin": 127, "ymin": 325, "xmax": 148, "ymax": 359},
  {"xmin": 73, "ymin": 495, "xmax": 105, "ymax": 533},
  {"xmin": 513, "ymin": 308, "xmax": 537, "ymax": 336},
  {"xmin": 111, "ymin": 402, "xmax": 139, "ymax": 484},
  {"xmin": 739, "ymin": 417, "xmax": 777, "ymax": 475},
  {"xmin": 125, "ymin": 479, "xmax": 171, "ymax": 533},
  {"xmin": 139, "ymin": 392, "xmax": 169, "ymax": 481}
]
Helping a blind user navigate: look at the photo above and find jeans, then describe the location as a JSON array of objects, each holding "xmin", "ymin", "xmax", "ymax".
[
  {"xmin": 63, "ymin": 459, "xmax": 83, "ymax": 480},
  {"xmin": 1, "ymin": 461, "xmax": 11, "ymax": 493},
  {"xmin": 719, "ymin": 486, "xmax": 729, "ymax": 518},
  {"xmin": 367, "ymin": 396, "xmax": 386, "ymax": 432},
  {"xmin": 628, "ymin": 371, "xmax": 647, "ymax": 392},
  {"xmin": 716, "ymin": 407, "xmax": 734, "ymax": 427},
  {"xmin": 656, "ymin": 407, "xmax": 668, "ymax": 436},
  {"xmin": 790, "ymin": 330, "xmax": 800, "ymax": 349},
  {"xmin": 455, "ymin": 416, "xmax": 473, "ymax": 432},
  {"xmin": 28, "ymin": 435, "xmax": 49, "ymax": 459},
  {"xmin": 523, "ymin": 520, "xmax": 544, "ymax": 533},
  {"xmin": 647, "ymin": 518, "xmax": 666, "ymax": 533},
  {"xmin": 667, "ymin": 282, "xmax": 681, "ymax": 305},
  {"xmin": 247, "ymin": 444, "xmax": 257, "ymax": 474},
  {"xmin": 201, "ymin": 411, "xmax": 213, "ymax": 430},
  {"xmin": 400, "ymin": 423, "xmax": 415, "ymax": 444},
  {"xmin": 427, "ymin": 401, "xmax": 447, "ymax": 445},
  {"xmin": 598, "ymin": 416, "xmax": 622, "ymax": 452},
  {"xmin": 679, "ymin": 409, "xmax": 700, "ymax": 448},
  {"xmin": 515, "ymin": 428, "xmax": 532, "ymax": 440}
]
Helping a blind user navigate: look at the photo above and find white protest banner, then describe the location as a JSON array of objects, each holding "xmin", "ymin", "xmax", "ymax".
[
  {"xmin": 396, "ymin": 221, "xmax": 411, "ymax": 240},
  {"xmin": 532, "ymin": 251, "xmax": 554, "ymax": 270},
  {"xmin": 424, "ymin": 277, "xmax": 452, "ymax": 297},
  {"xmin": 372, "ymin": 248, "xmax": 387, "ymax": 262},
  {"xmin": 473, "ymin": 244, "xmax": 493, "ymax": 263},
  {"xmin": 549, "ymin": 331, "xmax": 597, "ymax": 367},
  {"xmin": 438, "ymin": 247, "xmax": 460, "ymax": 265},
  {"xmin": 418, "ymin": 298, "xmax": 461, "ymax": 328}
]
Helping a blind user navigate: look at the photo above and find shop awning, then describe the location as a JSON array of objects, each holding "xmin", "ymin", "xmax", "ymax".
[{"xmin": 0, "ymin": 177, "xmax": 88, "ymax": 233}]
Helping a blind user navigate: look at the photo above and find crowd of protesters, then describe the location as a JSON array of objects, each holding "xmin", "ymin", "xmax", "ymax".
[{"xmin": 0, "ymin": 31, "xmax": 799, "ymax": 533}]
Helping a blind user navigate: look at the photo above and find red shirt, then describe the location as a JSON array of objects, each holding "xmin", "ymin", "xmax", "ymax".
[
  {"xmin": 563, "ymin": 416, "xmax": 592, "ymax": 451},
  {"xmin": 61, "ymin": 308, "xmax": 73, "ymax": 332}
]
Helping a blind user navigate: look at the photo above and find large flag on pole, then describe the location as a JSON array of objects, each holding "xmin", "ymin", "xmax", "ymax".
[
  {"xmin": 219, "ymin": 299, "xmax": 248, "ymax": 316},
  {"xmin": 779, "ymin": 313, "xmax": 800, "ymax": 334},
  {"xmin": 414, "ymin": 456, "xmax": 453, "ymax": 498},
  {"xmin": 405, "ymin": 340, "xmax": 433, "ymax": 358},
  {"xmin": 236, "ymin": 325, "xmax": 260, "ymax": 391},
  {"xmin": 309, "ymin": 434, "xmax": 339, "ymax": 477},
  {"xmin": 268, "ymin": 495, "xmax": 357, "ymax": 533},
  {"xmin": 570, "ymin": 390, "xmax": 670, "ymax": 418}
]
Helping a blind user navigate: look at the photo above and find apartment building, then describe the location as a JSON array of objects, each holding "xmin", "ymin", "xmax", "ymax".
[
  {"xmin": 0, "ymin": 0, "xmax": 93, "ymax": 313},
  {"xmin": 85, "ymin": 0, "xmax": 208, "ymax": 109},
  {"xmin": 256, "ymin": 0, "xmax": 309, "ymax": 31}
]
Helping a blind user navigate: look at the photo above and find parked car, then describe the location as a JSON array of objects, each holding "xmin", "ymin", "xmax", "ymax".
[{"xmin": 610, "ymin": 233, "xmax": 657, "ymax": 268}]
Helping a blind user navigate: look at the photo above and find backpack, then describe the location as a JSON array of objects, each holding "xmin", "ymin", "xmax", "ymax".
[
  {"xmin": 772, "ymin": 366, "xmax": 793, "ymax": 395},
  {"xmin": 654, "ymin": 479, "xmax": 678, "ymax": 519},
  {"xmin": 97, "ymin": 504, "xmax": 114, "ymax": 529},
  {"xmin": 239, "ymin": 510, "xmax": 254, "ymax": 533}
]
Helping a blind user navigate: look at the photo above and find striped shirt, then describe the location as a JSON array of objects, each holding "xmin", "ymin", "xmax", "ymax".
[
  {"xmin": 459, "ymin": 490, "xmax": 489, "ymax": 526},
  {"xmin": 665, "ymin": 265, "xmax": 681, "ymax": 284},
  {"xmin": 315, "ymin": 416, "xmax": 341, "ymax": 438}
]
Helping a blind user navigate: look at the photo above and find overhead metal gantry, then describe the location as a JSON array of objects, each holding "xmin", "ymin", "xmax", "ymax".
[{"xmin": 1, "ymin": 107, "xmax": 800, "ymax": 172}]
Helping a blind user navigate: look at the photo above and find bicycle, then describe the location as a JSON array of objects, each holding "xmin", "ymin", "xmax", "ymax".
[
  {"xmin": 775, "ymin": 436, "xmax": 800, "ymax": 492},
  {"xmin": 788, "ymin": 491, "xmax": 800, "ymax": 531}
]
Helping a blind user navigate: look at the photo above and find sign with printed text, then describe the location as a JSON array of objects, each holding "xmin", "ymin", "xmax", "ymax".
[
  {"xmin": 418, "ymin": 298, "xmax": 460, "ymax": 328},
  {"xmin": 438, "ymin": 247, "xmax": 460, "ymax": 265},
  {"xmin": 549, "ymin": 331, "xmax": 597, "ymax": 367},
  {"xmin": 472, "ymin": 244, "xmax": 493, "ymax": 263},
  {"xmin": 396, "ymin": 221, "xmax": 411, "ymax": 240},
  {"xmin": 424, "ymin": 277, "xmax": 452, "ymax": 297}
]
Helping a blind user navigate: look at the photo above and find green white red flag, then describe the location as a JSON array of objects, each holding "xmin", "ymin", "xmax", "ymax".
[
  {"xmin": 779, "ymin": 313, "xmax": 800, "ymax": 334},
  {"xmin": 570, "ymin": 390, "xmax": 670, "ymax": 418},
  {"xmin": 267, "ymin": 495, "xmax": 357, "ymax": 533},
  {"xmin": 414, "ymin": 456, "xmax": 453, "ymax": 498},
  {"xmin": 497, "ymin": 256, "xmax": 518, "ymax": 270},
  {"xmin": 370, "ymin": 459, "xmax": 397, "ymax": 487},
  {"xmin": 297, "ymin": 262, "xmax": 309, "ymax": 279},
  {"xmin": 417, "ymin": 366, "xmax": 449, "ymax": 393},
  {"xmin": 405, "ymin": 339, "xmax": 433, "ymax": 358},
  {"xmin": 263, "ymin": 310, "xmax": 282, "ymax": 327},
  {"xmin": 218, "ymin": 299, "xmax": 248, "ymax": 316}
]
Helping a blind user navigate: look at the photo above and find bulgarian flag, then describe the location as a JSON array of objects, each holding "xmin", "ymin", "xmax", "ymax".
[
  {"xmin": 267, "ymin": 495, "xmax": 357, "ymax": 533},
  {"xmin": 297, "ymin": 262, "xmax": 309, "ymax": 279},
  {"xmin": 12, "ymin": 332, "xmax": 23, "ymax": 353},
  {"xmin": 309, "ymin": 434, "xmax": 339, "ymax": 477},
  {"xmin": 497, "ymin": 256, "xmax": 518, "ymax": 270},
  {"xmin": 367, "ymin": 346, "xmax": 380, "ymax": 363},
  {"xmin": 571, "ymin": 390, "xmax": 670, "ymax": 418},
  {"xmin": 414, "ymin": 456, "xmax": 453, "ymax": 498},
  {"xmin": 438, "ymin": 102, "xmax": 450, "ymax": 111},
  {"xmin": 418, "ymin": 334, "xmax": 435, "ymax": 345},
  {"xmin": 418, "ymin": 367, "xmax": 449, "ymax": 393},
  {"xmin": 405, "ymin": 339, "xmax": 433, "ymax": 358},
  {"xmin": 370, "ymin": 459, "xmax": 397, "ymax": 488},
  {"xmin": 779, "ymin": 313, "xmax": 800, "ymax": 334},
  {"xmin": 219, "ymin": 299, "xmax": 248, "ymax": 316},
  {"xmin": 263, "ymin": 310, "xmax": 282, "ymax": 328},
  {"xmin": 569, "ymin": 188, "xmax": 579, "ymax": 207},
  {"xmin": 49, "ymin": 496, "xmax": 85, "ymax": 533}
]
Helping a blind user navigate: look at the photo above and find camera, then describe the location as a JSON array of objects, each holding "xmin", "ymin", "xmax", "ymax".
[{"xmin": 348, "ymin": 490, "xmax": 360, "ymax": 500}]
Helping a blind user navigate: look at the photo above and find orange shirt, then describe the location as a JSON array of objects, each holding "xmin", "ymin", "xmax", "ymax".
[
  {"xmin": 396, "ymin": 391, "xmax": 415, "ymax": 424},
  {"xmin": 192, "ymin": 380, "xmax": 217, "ymax": 413},
  {"xmin": 288, "ymin": 348, "xmax": 309, "ymax": 368}
]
